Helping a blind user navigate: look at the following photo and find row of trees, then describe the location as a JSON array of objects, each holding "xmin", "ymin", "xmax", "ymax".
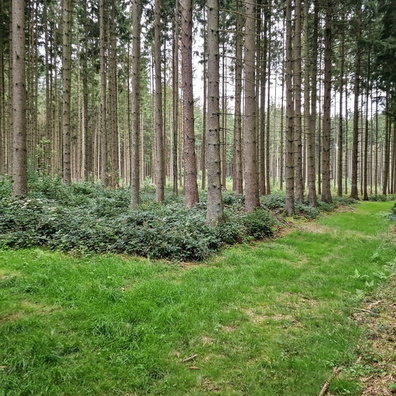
[{"xmin": 2, "ymin": 0, "xmax": 396, "ymax": 223}]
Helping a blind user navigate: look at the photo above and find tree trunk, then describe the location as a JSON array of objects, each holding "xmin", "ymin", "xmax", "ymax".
[
  {"xmin": 99, "ymin": 0, "xmax": 108, "ymax": 184},
  {"xmin": 337, "ymin": 25, "xmax": 345, "ymax": 197},
  {"xmin": 107, "ymin": 1, "xmax": 119, "ymax": 188},
  {"xmin": 294, "ymin": 0, "xmax": 304, "ymax": 202},
  {"xmin": 206, "ymin": 0, "xmax": 224, "ymax": 225},
  {"xmin": 181, "ymin": 0, "xmax": 199, "ymax": 208},
  {"xmin": 154, "ymin": 0, "xmax": 165, "ymax": 203},
  {"xmin": 350, "ymin": 44, "xmax": 361, "ymax": 199},
  {"xmin": 285, "ymin": 0, "xmax": 295, "ymax": 215},
  {"xmin": 62, "ymin": 0, "xmax": 72, "ymax": 184},
  {"xmin": 321, "ymin": 1, "xmax": 333, "ymax": 204},
  {"xmin": 233, "ymin": 0, "xmax": 243, "ymax": 194},
  {"xmin": 131, "ymin": 0, "xmax": 141, "ymax": 207},
  {"xmin": 172, "ymin": 0, "xmax": 180, "ymax": 195},
  {"xmin": 12, "ymin": 0, "xmax": 27, "ymax": 197},
  {"xmin": 244, "ymin": 0, "xmax": 260, "ymax": 212}
]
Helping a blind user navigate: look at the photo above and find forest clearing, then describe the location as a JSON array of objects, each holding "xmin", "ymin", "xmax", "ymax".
[{"xmin": 1, "ymin": 200, "xmax": 395, "ymax": 395}]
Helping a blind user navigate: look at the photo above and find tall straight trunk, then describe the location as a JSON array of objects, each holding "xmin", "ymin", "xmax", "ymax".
[
  {"xmin": 294, "ymin": 0, "xmax": 303, "ymax": 202},
  {"xmin": 382, "ymin": 106, "xmax": 390, "ymax": 195},
  {"xmin": 306, "ymin": 0, "xmax": 317, "ymax": 206},
  {"xmin": 206, "ymin": 0, "xmax": 224, "ymax": 225},
  {"xmin": 344, "ymin": 85, "xmax": 349, "ymax": 195},
  {"xmin": 244, "ymin": 0, "xmax": 259, "ymax": 212},
  {"xmin": 265, "ymin": 1, "xmax": 271, "ymax": 194},
  {"xmin": 280, "ymin": 46, "xmax": 285, "ymax": 191},
  {"xmin": 258, "ymin": 0, "xmax": 267, "ymax": 196},
  {"xmin": 350, "ymin": 46, "xmax": 361, "ymax": 199},
  {"xmin": 12, "ymin": 0, "xmax": 27, "ymax": 197},
  {"xmin": 392, "ymin": 122, "xmax": 396, "ymax": 194},
  {"xmin": 108, "ymin": 2, "xmax": 119, "ymax": 188},
  {"xmin": 131, "ymin": 0, "xmax": 141, "ymax": 207},
  {"xmin": 172, "ymin": 0, "xmax": 179, "ymax": 195},
  {"xmin": 62, "ymin": 0, "xmax": 72, "ymax": 184},
  {"xmin": 374, "ymin": 89, "xmax": 379, "ymax": 195},
  {"xmin": 0, "ymin": 36, "xmax": 5, "ymax": 174},
  {"xmin": 99, "ymin": 0, "xmax": 107, "ymax": 183},
  {"xmin": 337, "ymin": 28, "xmax": 345, "ymax": 197},
  {"xmin": 201, "ymin": 34, "xmax": 207, "ymax": 191},
  {"xmin": 362, "ymin": 47, "xmax": 371, "ymax": 200},
  {"xmin": 285, "ymin": 0, "xmax": 294, "ymax": 215},
  {"xmin": 154, "ymin": 0, "xmax": 165, "ymax": 203},
  {"xmin": 321, "ymin": 1, "xmax": 332, "ymax": 203},
  {"xmin": 221, "ymin": 41, "xmax": 227, "ymax": 190},
  {"xmin": 181, "ymin": 0, "xmax": 199, "ymax": 207},
  {"xmin": 233, "ymin": 0, "xmax": 243, "ymax": 194}
]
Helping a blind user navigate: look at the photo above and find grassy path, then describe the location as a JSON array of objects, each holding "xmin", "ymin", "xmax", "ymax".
[{"xmin": 0, "ymin": 202, "xmax": 395, "ymax": 395}]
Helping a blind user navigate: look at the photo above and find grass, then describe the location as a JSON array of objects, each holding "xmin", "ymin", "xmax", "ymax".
[{"xmin": 0, "ymin": 201, "xmax": 395, "ymax": 395}]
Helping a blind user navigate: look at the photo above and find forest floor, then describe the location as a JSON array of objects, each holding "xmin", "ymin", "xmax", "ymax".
[
  {"xmin": 353, "ymin": 266, "xmax": 396, "ymax": 395},
  {"xmin": 0, "ymin": 201, "xmax": 395, "ymax": 395}
]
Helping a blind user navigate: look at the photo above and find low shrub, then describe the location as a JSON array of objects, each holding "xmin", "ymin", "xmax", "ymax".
[
  {"xmin": 295, "ymin": 202, "xmax": 321, "ymax": 219},
  {"xmin": 0, "ymin": 176, "xmax": 357, "ymax": 261},
  {"xmin": 390, "ymin": 203, "xmax": 396, "ymax": 222},
  {"xmin": 261, "ymin": 192, "xmax": 286, "ymax": 212},
  {"xmin": 242, "ymin": 208, "xmax": 276, "ymax": 239},
  {"xmin": 332, "ymin": 196, "xmax": 357, "ymax": 206}
]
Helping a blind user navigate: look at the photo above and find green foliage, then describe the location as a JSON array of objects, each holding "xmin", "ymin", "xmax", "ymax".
[
  {"xmin": 332, "ymin": 196, "xmax": 358, "ymax": 206},
  {"xmin": 0, "ymin": 176, "xmax": 12, "ymax": 198},
  {"xmin": 367, "ymin": 194, "xmax": 396, "ymax": 202},
  {"xmin": 242, "ymin": 208, "xmax": 276, "ymax": 239},
  {"xmin": 261, "ymin": 192, "xmax": 286, "ymax": 212},
  {"xmin": 0, "ymin": 176, "xmax": 357, "ymax": 261},
  {"xmin": 390, "ymin": 203, "xmax": 396, "ymax": 221},
  {"xmin": 295, "ymin": 202, "xmax": 322, "ymax": 219},
  {"xmin": 0, "ymin": 176, "xmax": 276, "ymax": 261}
]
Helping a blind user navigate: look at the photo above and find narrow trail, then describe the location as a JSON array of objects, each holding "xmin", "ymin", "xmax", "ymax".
[{"xmin": 308, "ymin": 202, "xmax": 396, "ymax": 395}]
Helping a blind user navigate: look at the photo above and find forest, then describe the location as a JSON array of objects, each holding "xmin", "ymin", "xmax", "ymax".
[
  {"xmin": 2, "ymin": 0, "xmax": 396, "ymax": 224},
  {"xmin": 2, "ymin": 1, "xmax": 396, "ymax": 394}
]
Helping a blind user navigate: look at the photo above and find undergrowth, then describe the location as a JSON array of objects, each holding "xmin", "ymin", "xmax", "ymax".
[{"xmin": 0, "ymin": 175, "xmax": 357, "ymax": 261}]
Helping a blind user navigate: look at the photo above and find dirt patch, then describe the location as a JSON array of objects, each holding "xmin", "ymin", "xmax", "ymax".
[
  {"xmin": 244, "ymin": 308, "xmax": 299, "ymax": 326},
  {"xmin": 353, "ymin": 275, "xmax": 396, "ymax": 395}
]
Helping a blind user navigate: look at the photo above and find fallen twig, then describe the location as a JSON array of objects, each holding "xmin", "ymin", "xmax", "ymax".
[
  {"xmin": 181, "ymin": 354, "xmax": 198, "ymax": 363},
  {"xmin": 318, "ymin": 367, "xmax": 342, "ymax": 396}
]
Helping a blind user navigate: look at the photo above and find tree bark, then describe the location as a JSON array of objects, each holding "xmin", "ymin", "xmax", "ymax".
[
  {"xmin": 294, "ymin": 0, "xmax": 304, "ymax": 202},
  {"xmin": 321, "ymin": 1, "xmax": 333, "ymax": 204},
  {"xmin": 154, "ymin": 0, "xmax": 165, "ymax": 203},
  {"xmin": 206, "ymin": 0, "xmax": 224, "ymax": 225},
  {"xmin": 62, "ymin": 0, "xmax": 72, "ymax": 184},
  {"xmin": 131, "ymin": 0, "xmax": 142, "ymax": 207},
  {"xmin": 285, "ymin": 0, "xmax": 295, "ymax": 215},
  {"xmin": 244, "ymin": 0, "xmax": 260, "ymax": 212},
  {"xmin": 181, "ymin": 0, "xmax": 199, "ymax": 208},
  {"xmin": 233, "ymin": 0, "xmax": 243, "ymax": 194},
  {"xmin": 12, "ymin": 0, "xmax": 27, "ymax": 197}
]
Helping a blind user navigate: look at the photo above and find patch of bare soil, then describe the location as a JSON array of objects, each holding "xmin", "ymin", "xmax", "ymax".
[{"xmin": 353, "ymin": 275, "xmax": 396, "ymax": 395}]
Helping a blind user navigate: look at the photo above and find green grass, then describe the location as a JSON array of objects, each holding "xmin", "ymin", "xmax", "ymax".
[{"xmin": 0, "ymin": 201, "xmax": 395, "ymax": 395}]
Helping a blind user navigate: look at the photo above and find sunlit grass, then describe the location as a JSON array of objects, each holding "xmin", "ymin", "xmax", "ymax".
[{"xmin": 0, "ymin": 201, "xmax": 395, "ymax": 395}]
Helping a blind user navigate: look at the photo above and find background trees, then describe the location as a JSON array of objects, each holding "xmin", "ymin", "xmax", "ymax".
[{"xmin": 2, "ymin": 0, "xmax": 395, "ymax": 213}]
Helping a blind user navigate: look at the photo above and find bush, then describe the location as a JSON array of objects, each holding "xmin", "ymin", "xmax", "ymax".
[
  {"xmin": 261, "ymin": 193, "xmax": 286, "ymax": 212},
  {"xmin": 332, "ymin": 196, "xmax": 357, "ymax": 206},
  {"xmin": 2, "ymin": 176, "xmax": 356, "ymax": 261},
  {"xmin": 242, "ymin": 208, "xmax": 275, "ymax": 239},
  {"xmin": 295, "ymin": 202, "xmax": 321, "ymax": 219},
  {"xmin": 390, "ymin": 203, "xmax": 396, "ymax": 222}
]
